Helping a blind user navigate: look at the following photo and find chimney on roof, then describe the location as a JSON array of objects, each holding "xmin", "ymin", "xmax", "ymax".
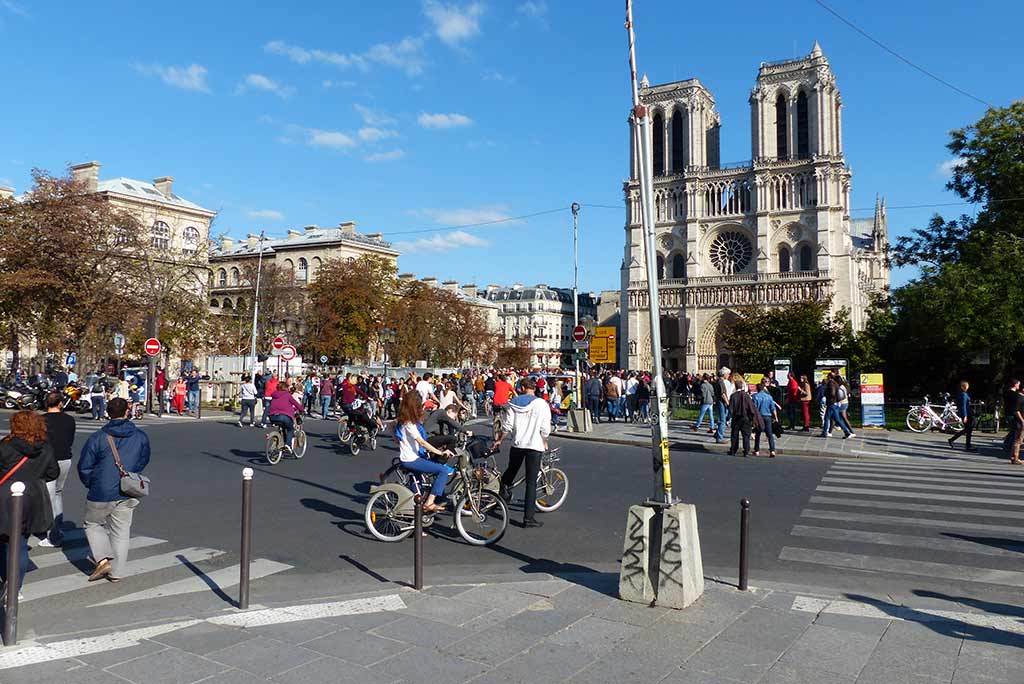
[
  {"xmin": 304, "ymin": 224, "xmax": 318, "ymax": 234},
  {"xmin": 365, "ymin": 233, "xmax": 383, "ymax": 240},
  {"xmin": 398, "ymin": 273, "xmax": 416, "ymax": 282},
  {"xmin": 220, "ymin": 236, "xmax": 234, "ymax": 251},
  {"xmin": 421, "ymin": 277, "xmax": 438, "ymax": 287},
  {"xmin": 246, "ymin": 233, "xmax": 260, "ymax": 248},
  {"xmin": 0, "ymin": 186, "xmax": 12, "ymax": 200},
  {"xmin": 286, "ymin": 229, "xmax": 301, "ymax": 240},
  {"xmin": 441, "ymin": 280, "xmax": 459, "ymax": 292},
  {"xmin": 339, "ymin": 221, "xmax": 357, "ymax": 236},
  {"xmin": 153, "ymin": 176, "xmax": 174, "ymax": 198},
  {"xmin": 461, "ymin": 283, "xmax": 478, "ymax": 298},
  {"xmin": 486, "ymin": 284, "xmax": 500, "ymax": 292},
  {"xmin": 70, "ymin": 161, "xmax": 101, "ymax": 193},
  {"xmin": 512, "ymin": 283, "xmax": 523, "ymax": 290}
]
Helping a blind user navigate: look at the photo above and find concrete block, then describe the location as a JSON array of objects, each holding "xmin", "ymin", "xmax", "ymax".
[
  {"xmin": 568, "ymin": 409, "xmax": 592, "ymax": 432},
  {"xmin": 655, "ymin": 503, "xmax": 704, "ymax": 609},
  {"xmin": 619, "ymin": 504, "xmax": 655, "ymax": 603}
]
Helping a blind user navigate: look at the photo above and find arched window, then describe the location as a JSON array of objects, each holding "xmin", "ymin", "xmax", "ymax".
[
  {"xmin": 217, "ymin": 268, "xmax": 227, "ymax": 287},
  {"xmin": 207, "ymin": 271, "xmax": 214, "ymax": 288},
  {"xmin": 672, "ymin": 254, "xmax": 686, "ymax": 279},
  {"xmin": 151, "ymin": 220, "xmax": 170, "ymax": 250},
  {"xmin": 182, "ymin": 226, "xmax": 200, "ymax": 256},
  {"xmin": 210, "ymin": 299, "xmax": 219, "ymax": 308},
  {"xmin": 283, "ymin": 258, "xmax": 295, "ymax": 275},
  {"xmin": 312, "ymin": 256, "xmax": 322, "ymax": 280},
  {"xmin": 297, "ymin": 258, "xmax": 308, "ymax": 283},
  {"xmin": 796, "ymin": 91, "xmax": 809, "ymax": 159},
  {"xmin": 656, "ymin": 254, "xmax": 665, "ymax": 280},
  {"xmin": 222, "ymin": 298, "xmax": 233, "ymax": 309},
  {"xmin": 671, "ymin": 110, "xmax": 685, "ymax": 173},
  {"xmin": 652, "ymin": 112, "xmax": 665, "ymax": 176},
  {"xmin": 775, "ymin": 94, "xmax": 788, "ymax": 160},
  {"xmin": 799, "ymin": 244, "xmax": 813, "ymax": 271},
  {"xmin": 779, "ymin": 247, "xmax": 791, "ymax": 273},
  {"xmin": 230, "ymin": 267, "xmax": 240, "ymax": 286}
]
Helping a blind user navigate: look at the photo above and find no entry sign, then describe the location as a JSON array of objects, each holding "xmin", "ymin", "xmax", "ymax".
[
  {"xmin": 272, "ymin": 336, "xmax": 285, "ymax": 350},
  {"xmin": 281, "ymin": 344, "xmax": 297, "ymax": 361},
  {"xmin": 572, "ymin": 325, "xmax": 587, "ymax": 342},
  {"xmin": 144, "ymin": 338, "xmax": 162, "ymax": 356}
]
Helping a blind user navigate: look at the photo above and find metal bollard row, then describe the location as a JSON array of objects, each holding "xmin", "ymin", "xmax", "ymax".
[
  {"xmin": 413, "ymin": 494, "xmax": 423, "ymax": 591},
  {"xmin": 239, "ymin": 467, "xmax": 254, "ymax": 610},
  {"xmin": 3, "ymin": 481, "xmax": 25, "ymax": 646},
  {"xmin": 739, "ymin": 498, "xmax": 750, "ymax": 592}
]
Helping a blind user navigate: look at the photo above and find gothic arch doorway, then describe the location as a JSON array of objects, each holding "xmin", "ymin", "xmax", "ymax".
[{"xmin": 697, "ymin": 310, "xmax": 740, "ymax": 373}]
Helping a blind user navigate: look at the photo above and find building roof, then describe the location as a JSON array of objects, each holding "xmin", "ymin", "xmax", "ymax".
[
  {"xmin": 97, "ymin": 178, "xmax": 212, "ymax": 213},
  {"xmin": 210, "ymin": 226, "xmax": 397, "ymax": 259},
  {"xmin": 479, "ymin": 285, "xmax": 596, "ymax": 306}
]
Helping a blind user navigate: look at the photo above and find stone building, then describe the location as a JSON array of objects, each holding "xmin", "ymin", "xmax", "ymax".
[
  {"xmin": 477, "ymin": 284, "xmax": 598, "ymax": 368},
  {"xmin": 620, "ymin": 42, "xmax": 889, "ymax": 372},
  {"xmin": 208, "ymin": 222, "xmax": 398, "ymax": 339}
]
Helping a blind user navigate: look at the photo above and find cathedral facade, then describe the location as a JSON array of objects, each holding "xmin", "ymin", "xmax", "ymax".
[{"xmin": 619, "ymin": 42, "xmax": 889, "ymax": 372}]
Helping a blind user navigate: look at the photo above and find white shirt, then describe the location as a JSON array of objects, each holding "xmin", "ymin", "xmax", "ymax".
[
  {"xmin": 240, "ymin": 382, "xmax": 257, "ymax": 400},
  {"xmin": 396, "ymin": 422, "xmax": 422, "ymax": 462},
  {"xmin": 625, "ymin": 378, "xmax": 639, "ymax": 396},
  {"xmin": 500, "ymin": 396, "xmax": 552, "ymax": 452},
  {"xmin": 415, "ymin": 380, "xmax": 434, "ymax": 403},
  {"xmin": 609, "ymin": 376, "xmax": 623, "ymax": 393}
]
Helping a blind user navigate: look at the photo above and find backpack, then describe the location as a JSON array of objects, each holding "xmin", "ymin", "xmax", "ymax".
[{"xmin": 837, "ymin": 386, "xmax": 848, "ymax": 402}]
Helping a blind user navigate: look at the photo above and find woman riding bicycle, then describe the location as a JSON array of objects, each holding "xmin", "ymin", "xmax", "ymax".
[
  {"xmin": 395, "ymin": 390, "xmax": 453, "ymax": 514},
  {"xmin": 267, "ymin": 383, "xmax": 305, "ymax": 451}
]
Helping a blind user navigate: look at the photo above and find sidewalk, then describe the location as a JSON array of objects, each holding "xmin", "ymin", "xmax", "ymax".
[
  {"xmin": 3, "ymin": 572, "xmax": 1020, "ymax": 683},
  {"xmin": 553, "ymin": 418, "xmax": 1008, "ymax": 462}
]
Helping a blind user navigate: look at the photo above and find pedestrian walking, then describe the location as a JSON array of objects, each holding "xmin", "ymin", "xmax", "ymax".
[
  {"xmin": 692, "ymin": 374, "xmax": 717, "ymax": 433},
  {"xmin": 154, "ymin": 366, "xmax": 167, "ymax": 416},
  {"xmin": 605, "ymin": 373, "xmax": 623, "ymax": 422},
  {"xmin": 238, "ymin": 374, "xmax": 258, "ymax": 427},
  {"xmin": 90, "ymin": 376, "xmax": 107, "ymax": 420},
  {"xmin": 0, "ymin": 411, "xmax": 59, "ymax": 601},
  {"xmin": 40, "ymin": 392, "xmax": 76, "ymax": 546},
  {"xmin": 715, "ymin": 367, "xmax": 733, "ymax": 444},
  {"xmin": 784, "ymin": 371, "xmax": 800, "ymax": 430},
  {"xmin": 948, "ymin": 380, "xmax": 975, "ymax": 451},
  {"xmin": 172, "ymin": 376, "xmax": 187, "ymax": 415},
  {"xmin": 820, "ymin": 372, "xmax": 854, "ymax": 439},
  {"xmin": 494, "ymin": 376, "xmax": 551, "ymax": 528},
  {"xmin": 585, "ymin": 373, "xmax": 603, "ymax": 424},
  {"xmin": 798, "ymin": 375, "xmax": 812, "ymax": 431},
  {"xmin": 78, "ymin": 398, "xmax": 151, "ymax": 583},
  {"xmin": 319, "ymin": 373, "xmax": 334, "ymax": 419},
  {"xmin": 1003, "ymin": 379, "xmax": 1023, "ymax": 465},
  {"xmin": 727, "ymin": 376, "xmax": 757, "ymax": 457},
  {"xmin": 752, "ymin": 379, "xmax": 779, "ymax": 458}
]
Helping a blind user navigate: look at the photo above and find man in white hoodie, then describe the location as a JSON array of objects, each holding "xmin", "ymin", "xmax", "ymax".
[{"xmin": 494, "ymin": 376, "xmax": 551, "ymax": 528}]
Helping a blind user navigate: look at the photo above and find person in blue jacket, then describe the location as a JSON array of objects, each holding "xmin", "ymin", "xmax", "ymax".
[
  {"xmin": 77, "ymin": 398, "xmax": 150, "ymax": 583},
  {"xmin": 948, "ymin": 380, "xmax": 975, "ymax": 452}
]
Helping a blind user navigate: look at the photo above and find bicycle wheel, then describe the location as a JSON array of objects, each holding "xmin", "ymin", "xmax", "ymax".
[
  {"xmin": 350, "ymin": 440, "xmax": 361, "ymax": 456},
  {"xmin": 369, "ymin": 434, "xmax": 378, "ymax": 451},
  {"xmin": 905, "ymin": 408, "xmax": 930, "ymax": 433},
  {"xmin": 455, "ymin": 490, "xmax": 507, "ymax": 546},
  {"xmin": 293, "ymin": 429, "xmax": 307, "ymax": 458},
  {"xmin": 535, "ymin": 467, "xmax": 569, "ymax": 512},
  {"xmin": 338, "ymin": 421, "xmax": 351, "ymax": 443},
  {"xmin": 266, "ymin": 433, "xmax": 283, "ymax": 465},
  {"xmin": 945, "ymin": 414, "xmax": 964, "ymax": 433},
  {"xmin": 365, "ymin": 490, "xmax": 413, "ymax": 542}
]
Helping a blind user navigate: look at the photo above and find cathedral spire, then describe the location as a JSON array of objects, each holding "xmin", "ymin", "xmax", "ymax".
[{"xmin": 810, "ymin": 40, "xmax": 823, "ymax": 57}]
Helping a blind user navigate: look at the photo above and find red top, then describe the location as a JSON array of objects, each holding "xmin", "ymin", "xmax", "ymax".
[
  {"xmin": 786, "ymin": 377, "xmax": 800, "ymax": 402},
  {"xmin": 493, "ymin": 380, "xmax": 513, "ymax": 406},
  {"xmin": 265, "ymin": 377, "xmax": 279, "ymax": 397}
]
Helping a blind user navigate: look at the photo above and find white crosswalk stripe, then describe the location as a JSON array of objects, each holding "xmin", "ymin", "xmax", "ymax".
[
  {"xmin": 17, "ymin": 531, "xmax": 292, "ymax": 607},
  {"xmin": 781, "ymin": 458, "xmax": 1024, "ymax": 590}
]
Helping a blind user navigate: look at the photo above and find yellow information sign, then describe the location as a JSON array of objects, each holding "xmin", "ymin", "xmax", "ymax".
[{"xmin": 588, "ymin": 326, "xmax": 617, "ymax": 365}]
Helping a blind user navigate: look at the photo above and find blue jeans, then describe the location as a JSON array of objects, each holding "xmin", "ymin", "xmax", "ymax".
[
  {"xmin": 187, "ymin": 389, "xmax": 199, "ymax": 412},
  {"xmin": 320, "ymin": 396, "xmax": 331, "ymax": 419},
  {"xmin": 715, "ymin": 400, "xmax": 729, "ymax": 441},
  {"xmin": 822, "ymin": 404, "xmax": 852, "ymax": 436},
  {"xmin": 91, "ymin": 395, "xmax": 106, "ymax": 419},
  {"xmin": 269, "ymin": 414, "xmax": 295, "ymax": 446},
  {"xmin": 402, "ymin": 457, "xmax": 453, "ymax": 497},
  {"xmin": 260, "ymin": 397, "xmax": 272, "ymax": 426},
  {"xmin": 586, "ymin": 397, "xmax": 601, "ymax": 422},
  {"xmin": 696, "ymin": 404, "xmax": 716, "ymax": 429},
  {"xmin": 754, "ymin": 415, "xmax": 776, "ymax": 452},
  {"xmin": 0, "ymin": 535, "xmax": 29, "ymax": 590}
]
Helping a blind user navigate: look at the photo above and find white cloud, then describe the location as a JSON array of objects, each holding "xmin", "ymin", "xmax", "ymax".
[
  {"xmin": 358, "ymin": 127, "xmax": 397, "ymax": 142},
  {"xmin": 482, "ymin": 69, "xmax": 512, "ymax": 82},
  {"xmin": 322, "ymin": 79, "xmax": 356, "ymax": 89},
  {"xmin": 1, "ymin": 1, "xmax": 28, "ymax": 17},
  {"xmin": 517, "ymin": 1, "xmax": 547, "ymax": 18},
  {"xmin": 394, "ymin": 230, "xmax": 488, "ymax": 254},
  {"xmin": 236, "ymin": 73, "xmax": 293, "ymax": 98},
  {"xmin": 422, "ymin": 206, "xmax": 513, "ymax": 226},
  {"xmin": 265, "ymin": 37, "xmax": 426, "ymax": 77},
  {"xmin": 936, "ymin": 157, "xmax": 966, "ymax": 178},
  {"xmin": 365, "ymin": 149, "xmax": 406, "ymax": 163},
  {"xmin": 417, "ymin": 112, "xmax": 474, "ymax": 129},
  {"xmin": 135, "ymin": 63, "xmax": 210, "ymax": 93},
  {"xmin": 304, "ymin": 128, "xmax": 357, "ymax": 149},
  {"xmin": 423, "ymin": 1, "xmax": 483, "ymax": 46},
  {"xmin": 246, "ymin": 209, "xmax": 285, "ymax": 220},
  {"xmin": 354, "ymin": 104, "xmax": 397, "ymax": 126}
]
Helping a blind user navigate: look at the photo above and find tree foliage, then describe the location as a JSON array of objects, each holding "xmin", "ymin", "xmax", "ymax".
[{"xmin": 495, "ymin": 335, "xmax": 534, "ymax": 369}]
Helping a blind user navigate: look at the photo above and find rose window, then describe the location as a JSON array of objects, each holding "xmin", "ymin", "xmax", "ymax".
[{"xmin": 709, "ymin": 231, "xmax": 753, "ymax": 274}]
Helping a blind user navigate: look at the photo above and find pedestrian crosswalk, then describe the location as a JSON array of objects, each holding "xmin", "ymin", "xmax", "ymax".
[
  {"xmin": 22, "ymin": 530, "xmax": 292, "ymax": 608},
  {"xmin": 779, "ymin": 458, "xmax": 1024, "ymax": 591}
]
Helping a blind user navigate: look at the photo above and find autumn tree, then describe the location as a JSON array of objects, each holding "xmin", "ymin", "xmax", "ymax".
[{"xmin": 495, "ymin": 335, "xmax": 534, "ymax": 369}]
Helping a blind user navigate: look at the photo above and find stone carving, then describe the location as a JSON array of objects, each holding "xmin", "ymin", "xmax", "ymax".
[
  {"xmin": 786, "ymin": 223, "xmax": 804, "ymax": 242},
  {"xmin": 658, "ymin": 233, "xmax": 673, "ymax": 250}
]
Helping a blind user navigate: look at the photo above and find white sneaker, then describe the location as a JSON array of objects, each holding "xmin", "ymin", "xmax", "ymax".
[
  {"xmin": 38, "ymin": 538, "xmax": 59, "ymax": 548},
  {"xmin": 845, "ymin": 433, "xmax": 856, "ymax": 439},
  {"xmin": 237, "ymin": 421, "xmax": 244, "ymax": 427}
]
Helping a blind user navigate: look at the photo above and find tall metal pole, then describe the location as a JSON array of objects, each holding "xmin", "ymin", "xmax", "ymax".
[
  {"xmin": 248, "ymin": 231, "xmax": 266, "ymax": 375},
  {"xmin": 626, "ymin": 0, "xmax": 673, "ymax": 505},
  {"xmin": 571, "ymin": 202, "xmax": 581, "ymax": 406}
]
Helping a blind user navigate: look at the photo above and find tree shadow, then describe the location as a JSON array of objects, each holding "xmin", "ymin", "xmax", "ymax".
[
  {"xmin": 941, "ymin": 533, "xmax": 1024, "ymax": 555},
  {"xmin": 844, "ymin": 592, "xmax": 1024, "ymax": 648}
]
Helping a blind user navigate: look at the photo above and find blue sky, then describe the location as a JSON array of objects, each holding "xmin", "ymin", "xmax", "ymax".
[{"xmin": 1, "ymin": 0, "xmax": 1020, "ymax": 292}]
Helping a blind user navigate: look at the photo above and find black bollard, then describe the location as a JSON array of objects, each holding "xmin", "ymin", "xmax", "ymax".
[
  {"xmin": 3, "ymin": 481, "xmax": 25, "ymax": 646},
  {"xmin": 739, "ymin": 498, "xmax": 751, "ymax": 591},
  {"xmin": 413, "ymin": 494, "xmax": 423, "ymax": 590},
  {"xmin": 239, "ymin": 468, "xmax": 253, "ymax": 609}
]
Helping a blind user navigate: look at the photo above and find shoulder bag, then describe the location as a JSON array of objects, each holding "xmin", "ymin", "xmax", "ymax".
[{"xmin": 106, "ymin": 435, "xmax": 150, "ymax": 498}]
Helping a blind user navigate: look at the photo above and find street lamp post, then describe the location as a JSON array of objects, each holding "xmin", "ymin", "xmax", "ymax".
[
  {"xmin": 379, "ymin": 327, "xmax": 396, "ymax": 380},
  {"xmin": 571, "ymin": 202, "xmax": 582, "ymax": 406},
  {"xmin": 247, "ymin": 231, "xmax": 266, "ymax": 375}
]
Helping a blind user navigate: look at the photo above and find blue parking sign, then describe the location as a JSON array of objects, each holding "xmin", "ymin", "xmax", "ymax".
[{"xmin": 66, "ymin": 353, "xmax": 76, "ymax": 367}]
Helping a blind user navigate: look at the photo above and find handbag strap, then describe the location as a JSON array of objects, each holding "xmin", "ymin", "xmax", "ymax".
[
  {"xmin": 105, "ymin": 434, "xmax": 129, "ymax": 477},
  {"xmin": 0, "ymin": 456, "xmax": 29, "ymax": 488}
]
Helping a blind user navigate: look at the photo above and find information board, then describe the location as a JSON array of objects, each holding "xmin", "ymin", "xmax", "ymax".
[
  {"xmin": 860, "ymin": 372, "xmax": 885, "ymax": 427},
  {"xmin": 588, "ymin": 326, "xmax": 617, "ymax": 365}
]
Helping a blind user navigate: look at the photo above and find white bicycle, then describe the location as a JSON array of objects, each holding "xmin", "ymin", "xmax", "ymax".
[{"xmin": 906, "ymin": 394, "xmax": 964, "ymax": 433}]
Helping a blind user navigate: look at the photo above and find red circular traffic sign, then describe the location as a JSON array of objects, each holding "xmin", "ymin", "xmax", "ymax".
[
  {"xmin": 144, "ymin": 338, "xmax": 162, "ymax": 356},
  {"xmin": 281, "ymin": 344, "xmax": 297, "ymax": 361},
  {"xmin": 272, "ymin": 336, "xmax": 285, "ymax": 350},
  {"xmin": 572, "ymin": 325, "xmax": 587, "ymax": 342}
]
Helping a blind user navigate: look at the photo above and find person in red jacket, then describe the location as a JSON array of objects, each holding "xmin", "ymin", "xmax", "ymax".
[{"xmin": 784, "ymin": 371, "xmax": 800, "ymax": 430}]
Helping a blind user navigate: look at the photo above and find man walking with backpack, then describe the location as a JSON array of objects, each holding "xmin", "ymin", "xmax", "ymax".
[{"xmin": 78, "ymin": 398, "xmax": 151, "ymax": 583}]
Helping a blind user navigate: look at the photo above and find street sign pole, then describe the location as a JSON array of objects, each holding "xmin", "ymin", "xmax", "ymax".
[
  {"xmin": 571, "ymin": 202, "xmax": 582, "ymax": 407},
  {"xmin": 248, "ymin": 231, "xmax": 265, "ymax": 374}
]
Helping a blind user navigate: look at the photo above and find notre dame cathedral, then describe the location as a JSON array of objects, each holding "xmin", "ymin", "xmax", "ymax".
[{"xmin": 619, "ymin": 42, "xmax": 890, "ymax": 372}]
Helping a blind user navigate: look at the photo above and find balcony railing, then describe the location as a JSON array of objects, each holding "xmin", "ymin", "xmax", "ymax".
[{"xmin": 629, "ymin": 270, "xmax": 829, "ymax": 289}]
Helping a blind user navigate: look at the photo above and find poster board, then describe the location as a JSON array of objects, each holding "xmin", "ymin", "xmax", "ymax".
[
  {"xmin": 589, "ymin": 326, "xmax": 617, "ymax": 365},
  {"xmin": 860, "ymin": 372, "xmax": 885, "ymax": 427}
]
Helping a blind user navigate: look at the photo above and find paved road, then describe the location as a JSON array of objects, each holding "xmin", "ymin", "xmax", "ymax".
[{"xmin": 4, "ymin": 411, "xmax": 1023, "ymax": 637}]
